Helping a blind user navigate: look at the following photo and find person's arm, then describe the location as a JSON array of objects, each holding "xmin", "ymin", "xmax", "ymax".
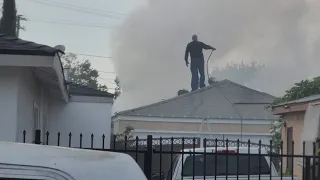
[
  {"xmin": 185, "ymin": 44, "xmax": 190, "ymax": 61},
  {"xmin": 202, "ymin": 42, "xmax": 216, "ymax": 50}
]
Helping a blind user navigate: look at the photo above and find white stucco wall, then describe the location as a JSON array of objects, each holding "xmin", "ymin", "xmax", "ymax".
[
  {"xmin": 16, "ymin": 68, "xmax": 42, "ymax": 143},
  {"xmin": 0, "ymin": 67, "xmax": 19, "ymax": 142},
  {"xmin": 48, "ymin": 98, "xmax": 112, "ymax": 149}
]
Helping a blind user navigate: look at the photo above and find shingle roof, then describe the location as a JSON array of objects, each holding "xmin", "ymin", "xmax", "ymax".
[
  {"xmin": 69, "ymin": 83, "xmax": 114, "ymax": 98},
  {"xmin": 273, "ymin": 94, "xmax": 320, "ymax": 107},
  {"xmin": 115, "ymin": 80, "xmax": 277, "ymax": 120},
  {"xmin": 0, "ymin": 34, "xmax": 62, "ymax": 56}
]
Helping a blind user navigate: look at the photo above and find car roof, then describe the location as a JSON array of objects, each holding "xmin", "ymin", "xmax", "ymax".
[
  {"xmin": 183, "ymin": 147, "xmax": 266, "ymax": 154},
  {"xmin": 0, "ymin": 141, "xmax": 146, "ymax": 180}
]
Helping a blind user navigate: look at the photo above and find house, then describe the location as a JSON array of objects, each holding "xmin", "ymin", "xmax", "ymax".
[
  {"xmin": 112, "ymin": 79, "xmax": 278, "ymax": 145},
  {"xmin": 0, "ymin": 34, "xmax": 114, "ymax": 148},
  {"xmin": 272, "ymin": 94, "xmax": 320, "ymax": 179}
]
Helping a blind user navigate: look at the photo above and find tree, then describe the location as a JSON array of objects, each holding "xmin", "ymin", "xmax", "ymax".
[
  {"xmin": 211, "ymin": 61, "xmax": 264, "ymax": 85},
  {"xmin": 16, "ymin": 14, "xmax": 27, "ymax": 37},
  {"xmin": 269, "ymin": 120, "xmax": 283, "ymax": 153},
  {"xmin": 114, "ymin": 76, "xmax": 121, "ymax": 99},
  {"xmin": 177, "ymin": 89, "xmax": 189, "ymax": 96},
  {"xmin": 0, "ymin": 0, "xmax": 17, "ymax": 37},
  {"xmin": 115, "ymin": 125, "xmax": 134, "ymax": 141},
  {"xmin": 273, "ymin": 76, "xmax": 320, "ymax": 104},
  {"xmin": 62, "ymin": 53, "xmax": 108, "ymax": 91}
]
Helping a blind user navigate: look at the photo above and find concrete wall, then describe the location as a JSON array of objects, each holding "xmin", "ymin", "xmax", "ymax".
[
  {"xmin": 47, "ymin": 97, "xmax": 113, "ymax": 149},
  {"xmin": 0, "ymin": 67, "xmax": 19, "ymax": 142},
  {"xmin": 281, "ymin": 111, "xmax": 305, "ymax": 180}
]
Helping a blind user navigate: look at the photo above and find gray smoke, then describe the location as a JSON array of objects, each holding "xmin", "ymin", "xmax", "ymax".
[{"xmin": 112, "ymin": 0, "xmax": 320, "ymax": 112}]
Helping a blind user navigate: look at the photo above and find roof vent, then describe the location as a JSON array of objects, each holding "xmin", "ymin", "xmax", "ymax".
[{"xmin": 208, "ymin": 77, "xmax": 217, "ymax": 85}]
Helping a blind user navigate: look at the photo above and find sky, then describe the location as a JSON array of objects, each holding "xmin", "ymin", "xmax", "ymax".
[
  {"xmin": 14, "ymin": 0, "xmax": 320, "ymax": 114},
  {"xmin": 16, "ymin": 0, "xmax": 146, "ymax": 92}
]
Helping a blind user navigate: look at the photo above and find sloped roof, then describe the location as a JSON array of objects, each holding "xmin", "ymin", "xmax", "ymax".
[
  {"xmin": 69, "ymin": 83, "xmax": 114, "ymax": 98},
  {"xmin": 0, "ymin": 34, "xmax": 62, "ymax": 56},
  {"xmin": 115, "ymin": 80, "xmax": 277, "ymax": 120},
  {"xmin": 273, "ymin": 94, "xmax": 320, "ymax": 107}
]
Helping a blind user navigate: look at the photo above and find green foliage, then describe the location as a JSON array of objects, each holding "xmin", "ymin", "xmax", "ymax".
[
  {"xmin": 272, "ymin": 76, "xmax": 320, "ymax": 105},
  {"xmin": 211, "ymin": 61, "xmax": 264, "ymax": 85},
  {"xmin": 0, "ymin": 0, "xmax": 17, "ymax": 37},
  {"xmin": 270, "ymin": 120, "xmax": 283, "ymax": 153},
  {"xmin": 62, "ymin": 53, "xmax": 108, "ymax": 91}
]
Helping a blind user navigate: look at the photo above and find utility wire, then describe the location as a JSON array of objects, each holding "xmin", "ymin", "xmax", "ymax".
[
  {"xmin": 28, "ymin": 0, "xmax": 124, "ymax": 19},
  {"xmin": 27, "ymin": 19, "xmax": 116, "ymax": 29},
  {"xmin": 37, "ymin": 0, "xmax": 127, "ymax": 16},
  {"xmin": 73, "ymin": 53, "xmax": 113, "ymax": 59}
]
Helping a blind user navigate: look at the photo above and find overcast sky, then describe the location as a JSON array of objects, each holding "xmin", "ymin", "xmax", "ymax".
[
  {"xmin": 15, "ymin": 0, "xmax": 146, "ymax": 91},
  {"xmin": 13, "ymin": 0, "xmax": 320, "ymax": 113}
]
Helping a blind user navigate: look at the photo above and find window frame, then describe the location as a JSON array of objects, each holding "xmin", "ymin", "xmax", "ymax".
[{"xmin": 0, "ymin": 164, "xmax": 74, "ymax": 180}]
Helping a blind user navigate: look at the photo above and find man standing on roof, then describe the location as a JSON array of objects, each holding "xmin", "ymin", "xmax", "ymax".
[{"xmin": 185, "ymin": 35, "xmax": 216, "ymax": 91}]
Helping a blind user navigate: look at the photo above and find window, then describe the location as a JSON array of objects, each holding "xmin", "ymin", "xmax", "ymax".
[
  {"xmin": 33, "ymin": 102, "xmax": 40, "ymax": 130},
  {"xmin": 0, "ymin": 178, "xmax": 44, "ymax": 180},
  {"xmin": 182, "ymin": 154, "xmax": 271, "ymax": 176},
  {"xmin": 286, "ymin": 127, "xmax": 293, "ymax": 173},
  {"xmin": 33, "ymin": 102, "xmax": 40, "ymax": 141}
]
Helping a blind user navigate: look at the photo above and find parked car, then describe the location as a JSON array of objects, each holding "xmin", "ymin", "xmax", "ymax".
[
  {"xmin": 154, "ymin": 147, "xmax": 298, "ymax": 180},
  {"xmin": 0, "ymin": 141, "xmax": 147, "ymax": 180}
]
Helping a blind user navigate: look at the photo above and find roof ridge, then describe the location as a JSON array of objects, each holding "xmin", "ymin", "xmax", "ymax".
[{"xmin": 115, "ymin": 80, "xmax": 229, "ymax": 115}]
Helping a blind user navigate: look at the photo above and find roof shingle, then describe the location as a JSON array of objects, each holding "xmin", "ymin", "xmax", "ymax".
[
  {"xmin": 0, "ymin": 34, "xmax": 62, "ymax": 56},
  {"xmin": 69, "ymin": 83, "xmax": 114, "ymax": 98},
  {"xmin": 115, "ymin": 80, "xmax": 277, "ymax": 120}
]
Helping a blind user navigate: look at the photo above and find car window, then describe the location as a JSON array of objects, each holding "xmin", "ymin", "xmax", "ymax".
[
  {"xmin": 182, "ymin": 154, "xmax": 271, "ymax": 176},
  {"xmin": 166, "ymin": 154, "xmax": 180, "ymax": 180},
  {"xmin": 0, "ymin": 178, "xmax": 44, "ymax": 180}
]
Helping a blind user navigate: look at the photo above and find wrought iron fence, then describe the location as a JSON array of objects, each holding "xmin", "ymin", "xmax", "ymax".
[{"xmin": 22, "ymin": 130, "xmax": 320, "ymax": 180}]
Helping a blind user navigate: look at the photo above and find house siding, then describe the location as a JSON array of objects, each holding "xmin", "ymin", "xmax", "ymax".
[
  {"xmin": 114, "ymin": 119, "xmax": 272, "ymax": 144},
  {"xmin": 48, "ymin": 98, "xmax": 112, "ymax": 149},
  {"xmin": 116, "ymin": 120, "xmax": 271, "ymax": 133},
  {"xmin": 0, "ymin": 67, "xmax": 19, "ymax": 142},
  {"xmin": 281, "ymin": 111, "xmax": 305, "ymax": 180},
  {"xmin": 16, "ymin": 68, "xmax": 42, "ymax": 143}
]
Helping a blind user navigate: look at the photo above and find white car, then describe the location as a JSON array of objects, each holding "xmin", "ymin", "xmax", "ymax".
[
  {"xmin": 164, "ymin": 147, "xmax": 298, "ymax": 180},
  {"xmin": 0, "ymin": 141, "xmax": 147, "ymax": 180}
]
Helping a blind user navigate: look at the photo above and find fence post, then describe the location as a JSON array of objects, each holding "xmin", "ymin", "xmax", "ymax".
[
  {"xmin": 144, "ymin": 135, "xmax": 153, "ymax": 180},
  {"xmin": 34, "ymin": 129, "xmax": 41, "ymax": 144},
  {"xmin": 305, "ymin": 157, "xmax": 311, "ymax": 180}
]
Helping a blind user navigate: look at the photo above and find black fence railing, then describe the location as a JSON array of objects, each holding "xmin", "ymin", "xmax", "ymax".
[{"xmin": 23, "ymin": 130, "xmax": 320, "ymax": 180}]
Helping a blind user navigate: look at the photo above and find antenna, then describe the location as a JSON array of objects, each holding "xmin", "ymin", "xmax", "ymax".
[{"xmin": 197, "ymin": 117, "xmax": 214, "ymax": 148}]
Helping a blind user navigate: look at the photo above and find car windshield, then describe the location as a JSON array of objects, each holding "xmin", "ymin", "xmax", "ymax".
[{"xmin": 182, "ymin": 153, "xmax": 271, "ymax": 176}]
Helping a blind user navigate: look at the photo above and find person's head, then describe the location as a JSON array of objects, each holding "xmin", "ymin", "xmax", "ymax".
[{"xmin": 192, "ymin": 34, "xmax": 198, "ymax": 42}]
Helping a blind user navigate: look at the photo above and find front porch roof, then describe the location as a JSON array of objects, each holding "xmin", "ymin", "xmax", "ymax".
[
  {"xmin": 0, "ymin": 34, "xmax": 68, "ymax": 102},
  {"xmin": 272, "ymin": 94, "xmax": 320, "ymax": 115}
]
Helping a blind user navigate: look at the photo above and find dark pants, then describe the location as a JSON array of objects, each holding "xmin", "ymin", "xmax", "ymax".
[{"xmin": 190, "ymin": 57, "xmax": 205, "ymax": 91}]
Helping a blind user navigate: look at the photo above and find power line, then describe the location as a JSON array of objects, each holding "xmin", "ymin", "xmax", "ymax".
[
  {"xmin": 40, "ymin": 0, "xmax": 127, "ymax": 16},
  {"xmin": 73, "ymin": 53, "xmax": 113, "ymax": 59},
  {"xmin": 28, "ymin": 0, "xmax": 124, "ymax": 19},
  {"xmin": 27, "ymin": 19, "xmax": 116, "ymax": 29},
  {"xmin": 98, "ymin": 71, "xmax": 116, "ymax": 74}
]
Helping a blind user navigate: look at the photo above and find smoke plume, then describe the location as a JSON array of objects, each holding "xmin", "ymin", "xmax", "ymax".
[{"xmin": 112, "ymin": 0, "xmax": 320, "ymax": 112}]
